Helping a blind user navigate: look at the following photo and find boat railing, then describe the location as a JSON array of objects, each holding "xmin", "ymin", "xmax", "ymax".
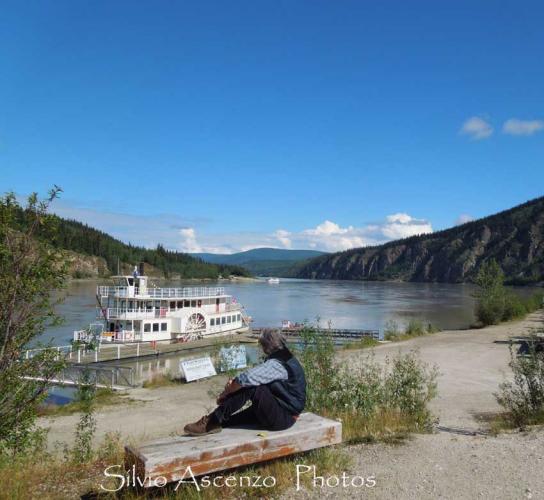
[
  {"xmin": 97, "ymin": 286, "xmax": 225, "ymax": 299},
  {"xmin": 104, "ymin": 307, "xmax": 169, "ymax": 319},
  {"xmin": 147, "ymin": 287, "xmax": 225, "ymax": 298}
]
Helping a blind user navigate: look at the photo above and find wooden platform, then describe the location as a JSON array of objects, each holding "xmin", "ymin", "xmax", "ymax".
[{"xmin": 125, "ymin": 412, "xmax": 342, "ymax": 486}]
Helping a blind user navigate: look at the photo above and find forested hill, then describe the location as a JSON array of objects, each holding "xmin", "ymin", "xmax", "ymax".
[
  {"xmin": 45, "ymin": 216, "xmax": 250, "ymax": 279},
  {"xmin": 296, "ymin": 196, "xmax": 544, "ymax": 284}
]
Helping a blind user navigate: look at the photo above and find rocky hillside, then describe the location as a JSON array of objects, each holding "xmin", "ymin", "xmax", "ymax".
[{"xmin": 297, "ymin": 197, "xmax": 544, "ymax": 284}]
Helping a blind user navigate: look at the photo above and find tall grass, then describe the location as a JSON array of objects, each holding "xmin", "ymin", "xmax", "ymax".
[{"xmin": 384, "ymin": 319, "xmax": 439, "ymax": 342}]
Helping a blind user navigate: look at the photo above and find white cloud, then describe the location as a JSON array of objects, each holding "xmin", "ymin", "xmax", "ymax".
[
  {"xmin": 301, "ymin": 221, "xmax": 365, "ymax": 252},
  {"xmin": 455, "ymin": 214, "xmax": 474, "ymax": 225},
  {"xmin": 178, "ymin": 228, "xmax": 202, "ymax": 253},
  {"xmin": 502, "ymin": 118, "xmax": 544, "ymax": 136},
  {"xmin": 51, "ymin": 199, "xmax": 433, "ymax": 255},
  {"xmin": 460, "ymin": 116, "xmax": 493, "ymax": 140},
  {"xmin": 292, "ymin": 214, "xmax": 433, "ymax": 252},
  {"xmin": 381, "ymin": 214, "xmax": 433, "ymax": 240},
  {"xmin": 274, "ymin": 229, "xmax": 292, "ymax": 249}
]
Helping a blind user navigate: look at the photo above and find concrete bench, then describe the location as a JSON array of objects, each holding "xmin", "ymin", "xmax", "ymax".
[{"xmin": 125, "ymin": 412, "xmax": 342, "ymax": 487}]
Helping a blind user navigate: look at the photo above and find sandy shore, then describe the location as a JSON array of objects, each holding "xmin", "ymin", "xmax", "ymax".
[{"xmin": 39, "ymin": 311, "xmax": 544, "ymax": 498}]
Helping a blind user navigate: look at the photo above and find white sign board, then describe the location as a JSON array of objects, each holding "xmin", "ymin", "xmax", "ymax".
[
  {"xmin": 180, "ymin": 356, "xmax": 217, "ymax": 382},
  {"xmin": 219, "ymin": 345, "xmax": 247, "ymax": 372}
]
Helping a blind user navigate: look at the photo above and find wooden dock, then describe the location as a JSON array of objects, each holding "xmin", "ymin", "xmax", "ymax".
[
  {"xmin": 124, "ymin": 413, "xmax": 342, "ymax": 486},
  {"xmin": 251, "ymin": 327, "xmax": 382, "ymax": 341}
]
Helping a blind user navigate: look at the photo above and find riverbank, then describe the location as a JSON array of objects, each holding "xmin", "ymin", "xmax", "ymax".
[{"xmin": 38, "ymin": 310, "xmax": 544, "ymax": 498}]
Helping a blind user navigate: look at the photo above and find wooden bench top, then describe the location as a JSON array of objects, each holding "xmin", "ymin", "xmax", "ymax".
[{"xmin": 125, "ymin": 412, "xmax": 342, "ymax": 486}]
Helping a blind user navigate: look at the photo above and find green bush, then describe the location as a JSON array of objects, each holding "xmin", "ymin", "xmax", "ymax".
[
  {"xmin": 474, "ymin": 260, "xmax": 507, "ymax": 325},
  {"xmin": 297, "ymin": 326, "xmax": 439, "ymax": 437},
  {"xmin": 502, "ymin": 292, "xmax": 527, "ymax": 321},
  {"xmin": 495, "ymin": 341, "xmax": 544, "ymax": 428},
  {"xmin": 474, "ymin": 259, "xmax": 543, "ymax": 326}
]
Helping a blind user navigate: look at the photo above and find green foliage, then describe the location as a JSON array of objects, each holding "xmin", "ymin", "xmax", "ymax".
[
  {"xmin": 0, "ymin": 188, "xmax": 68, "ymax": 455},
  {"xmin": 71, "ymin": 369, "xmax": 97, "ymax": 463},
  {"xmin": 384, "ymin": 319, "xmax": 439, "ymax": 341},
  {"xmin": 11, "ymin": 204, "xmax": 250, "ymax": 279},
  {"xmin": 342, "ymin": 336, "xmax": 379, "ymax": 350},
  {"xmin": 495, "ymin": 341, "xmax": 544, "ymax": 428},
  {"xmin": 296, "ymin": 325, "xmax": 438, "ymax": 436},
  {"xmin": 298, "ymin": 325, "xmax": 338, "ymax": 413},
  {"xmin": 474, "ymin": 260, "xmax": 543, "ymax": 326},
  {"xmin": 474, "ymin": 260, "xmax": 507, "ymax": 325}
]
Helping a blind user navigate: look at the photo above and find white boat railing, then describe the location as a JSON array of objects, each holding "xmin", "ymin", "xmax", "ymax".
[
  {"xmin": 104, "ymin": 307, "xmax": 168, "ymax": 319},
  {"xmin": 97, "ymin": 286, "xmax": 226, "ymax": 299}
]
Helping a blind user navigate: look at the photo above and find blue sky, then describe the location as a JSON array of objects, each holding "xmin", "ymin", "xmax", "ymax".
[{"xmin": 1, "ymin": 1, "xmax": 543, "ymax": 252}]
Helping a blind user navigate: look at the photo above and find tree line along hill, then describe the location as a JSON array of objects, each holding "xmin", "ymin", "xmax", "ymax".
[
  {"xmin": 296, "ymin": 196, "xmax": 544, "ymax": 285},
  {"xmin": 40, "ymin": 215, "xmax": 251, "ymax": 279}
]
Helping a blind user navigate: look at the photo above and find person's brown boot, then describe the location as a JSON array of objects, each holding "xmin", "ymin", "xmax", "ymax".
[{"xmin": 183, "ymin": 414, "xmax": 222, "ymax": 436}]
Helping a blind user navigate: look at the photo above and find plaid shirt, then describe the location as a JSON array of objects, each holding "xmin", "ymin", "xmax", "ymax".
[{"xmin": 235, "ymin": 358, "xmax": 288, "ymax": 386}]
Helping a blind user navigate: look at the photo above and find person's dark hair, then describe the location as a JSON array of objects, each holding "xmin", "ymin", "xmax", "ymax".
[{"xmin": 258, "ymin": 328, "xmax": 287, "ymax": 355}]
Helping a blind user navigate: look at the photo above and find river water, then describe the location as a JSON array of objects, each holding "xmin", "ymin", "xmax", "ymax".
[
  {"xmin": 41, "ymin": 278, "xmax": 539, "ymax": 400},
  {"xmin": 43, "ymin": 278, "xmax": 486, "ymax": 346}
]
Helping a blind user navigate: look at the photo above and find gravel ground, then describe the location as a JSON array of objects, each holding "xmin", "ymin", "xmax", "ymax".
[{"xmin": 286, "ymin": 429, "xmax": 544, "ymax": 499}]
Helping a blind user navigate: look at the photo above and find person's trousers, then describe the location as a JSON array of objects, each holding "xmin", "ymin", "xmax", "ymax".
[{"xmin": 211, "ymin": 385, "xmax": 296, "ymax": 431}]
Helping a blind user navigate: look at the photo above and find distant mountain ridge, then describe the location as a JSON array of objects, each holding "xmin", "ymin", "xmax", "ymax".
[
  {"xmin": 192, "ymin": 248, "xmax": 326, "ymax": 264},
  {"xmin": 192, "ymin": 248, "xmax": 327, "ymax": 277},
  {"xmin": 297, "ymin": 196, "xmax": 544, "ymax": 284}
]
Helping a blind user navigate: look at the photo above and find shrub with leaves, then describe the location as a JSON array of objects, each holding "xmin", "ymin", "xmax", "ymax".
[
  {"xmin": 495, "ymin": 341, "xmax": 544, "ymax": 428},
  {"xmin": 296, "ymin": 324, "xmax": 439, "ymax": 438},
  {"xmin": 0, "ymin": 188, "xmax": 68, "ymax": 455},
  {"xmin": 72, "ymin": 369, "xmax": 97, "ymax": 463}
]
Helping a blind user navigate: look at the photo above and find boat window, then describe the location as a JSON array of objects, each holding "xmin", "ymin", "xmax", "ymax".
[
  {"xmin": 237, "ymin": 314, "xmax": 241, "ymax": 322},
  {"xmin": 227, "ymin": 316, "xmax": 232, "ymax": 323},
  {"xmin": 177, "ymin": 301, "xmax": 183, "ymax": 308},
  {"xmin": 184, "ymin": 300, "xmax": 190, "ymax": 307},
  {"xmin": 210, "ymin": 318, "xmax": 215, "ymax": 326},
  {"xmin": 153, "ymin": 323, "xmax": 159, "ymax": 332},
  {"xmin": 161, "ymin": 323, "xmax": 167, "ymax": 331},
  {"xmin": 128, "ymin": 278, "xmax": 134, "ymax": 286},
  {"xmin": 170, "ymin": 301, "xmax": 176, "ymax": 310},
  {"xmin": 191, "ymin": 300, "xmax": 197, "ymax": 308},
  {"xmin": 144, "ymin": 323, "xmax": 151, "ymax": 332},
  {"xmin": 221, "ymin": 317, "xmax": 226, "ymax": 324}
]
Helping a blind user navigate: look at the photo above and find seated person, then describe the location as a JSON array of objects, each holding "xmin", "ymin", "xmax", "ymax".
[{"xmin": 183, "ymin": 329, "xmax": 306, "ymax": 436}]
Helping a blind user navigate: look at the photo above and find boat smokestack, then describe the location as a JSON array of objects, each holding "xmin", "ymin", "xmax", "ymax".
[{"xmin": 139, "ymin": 262, "xmax": 145, "ymax": 276}]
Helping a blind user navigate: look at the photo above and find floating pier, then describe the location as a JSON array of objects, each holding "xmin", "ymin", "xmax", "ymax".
[{"xmin": 251, "ymin": 327, "xmax": 382, "ymax": 341}]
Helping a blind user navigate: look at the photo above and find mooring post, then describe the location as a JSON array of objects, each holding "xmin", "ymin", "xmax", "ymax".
[
  {"xmin": 95, "ymin": 350, "xmax": 98, "ymax": 362},
  {"xmin": 78, "ymin": 349, "xmax": 81, "ymax": 363},
  {"xmin": 137, "ymin": 342, "xmax": 140, "ymax": 357},
  {"xmin": 117, "ymin": 344, "xmax": 121, "ymax": 360},
  {"xmin": 26, "ymin": 350, "xmax": 30, "ymax": 360}
]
